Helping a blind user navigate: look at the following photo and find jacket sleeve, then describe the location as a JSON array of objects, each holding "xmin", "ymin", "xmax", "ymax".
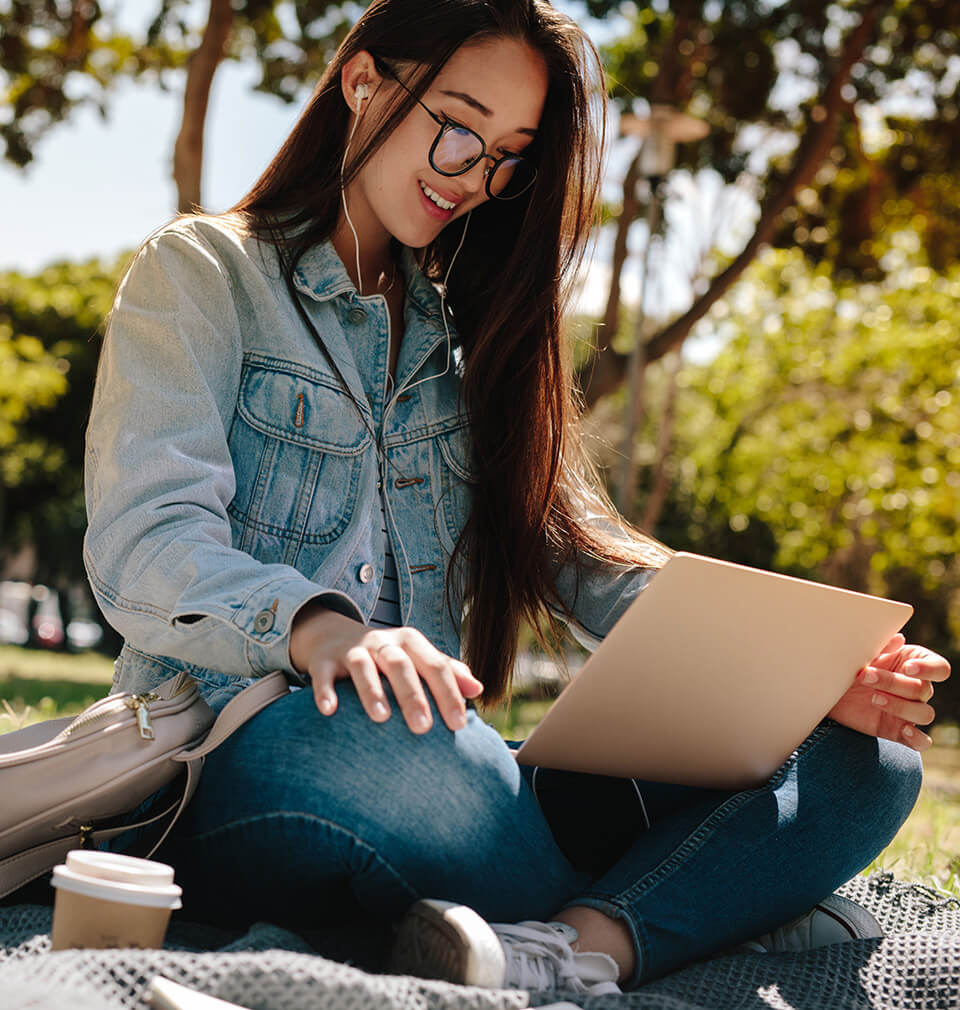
[
  {"xmin": 83, "ymin": 224, "xmax": 362, "ymax": 678},
  {"xmin": 545, "ymin": 485, "xmax": 668, "ymax": 651}
]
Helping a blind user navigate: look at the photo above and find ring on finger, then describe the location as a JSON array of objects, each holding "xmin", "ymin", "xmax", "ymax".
[{"xmin": 372, "ymin": 642, "xmax": 399, "ymax": 660}]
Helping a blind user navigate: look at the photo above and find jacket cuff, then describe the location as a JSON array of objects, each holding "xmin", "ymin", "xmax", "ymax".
[{"xmin": 172, "ymin": 578, "xmax": 365, "ymax": 679}]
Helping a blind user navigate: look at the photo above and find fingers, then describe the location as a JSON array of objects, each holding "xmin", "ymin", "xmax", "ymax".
[
  {"xmin": 858, "ymin": 665, "xmax": 936, "ymax": 725},
  {"xmin": 344, "ymin": 645, "xmax": 392, "ymax": 723},
  {"xmin": 859, "ymin": 665, "xmax": 935, "ymax": 703},
  {"xmin": 872, "ymin": 633, "xmax": 906, "ymax": 665},
  {"xmin": 898, "ymin": 721, "xmax": 933, "ymax": 752},
  {"xmin": 867, "ymin": 688, "xmax": 936, "ymax": 727},
  {"xmin": 303, "ymin": 622, "xmax": 478, "ymax": 734},
  {"xmin": 373, "ymin": 640, "xmax": 436, "ymax": 733},
  {"xmin": 870, "ymin": 642, "xmax": 951, "ymax": 682},
  {"xmin": 309, "ymin": 659, "xmax": 340, "ymax": 716},
  {"xmin": 451, "ymin": 659, "xmax": 484, "ymax": 699},
  {"xmin": 386, "ymin": 628, "xmax": 470, "ymax": 733},
  {"xmin": 902, "ymin": 651, "xmax": 952, "ymax": 683}
]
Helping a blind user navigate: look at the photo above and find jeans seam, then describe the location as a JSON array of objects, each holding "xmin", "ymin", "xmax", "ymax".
[
  {"xmin": 583, "ymin": 717, "xmax": 837, "ymax": 909},
  {"xmin": 177, "ymin": 810, "xmax": 421, "ymax": 903}
]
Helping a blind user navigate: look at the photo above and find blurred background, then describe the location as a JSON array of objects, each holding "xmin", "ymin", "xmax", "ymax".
[
  {"xmin": 0, "ymin": 1, "xmax": 957, "ymax": 725},
  {"xmin": 1, "ymin": 0, "xmax": 959, "ymax": 894}
]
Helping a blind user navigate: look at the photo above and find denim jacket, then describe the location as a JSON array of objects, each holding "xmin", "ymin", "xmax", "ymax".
[{"xmin": 83, "ymin": 214, "xmax": 655, "ymax": 710}]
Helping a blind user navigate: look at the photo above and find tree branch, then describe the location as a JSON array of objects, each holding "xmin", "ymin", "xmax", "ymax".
[
  {"xmin": 582, "ymin": 2, "xmax": 702, "ymax": 407},
  {"xmin": 579, "ymin": 0, "xmax": 887, "ymax": 406}
]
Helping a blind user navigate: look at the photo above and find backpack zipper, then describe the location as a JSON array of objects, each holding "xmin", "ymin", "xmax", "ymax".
[
  {"xmin": 127, "ymin": 693, "xmax": 160, "ymax": 740},
  {"xmin": 60, "ymin": 679, "xmax": 194, "ymax": 742}
]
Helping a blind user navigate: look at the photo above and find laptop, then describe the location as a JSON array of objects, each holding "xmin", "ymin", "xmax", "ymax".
[{"xmin": 515, "ymin": 552, "xmax": 913, "ymax": 789}]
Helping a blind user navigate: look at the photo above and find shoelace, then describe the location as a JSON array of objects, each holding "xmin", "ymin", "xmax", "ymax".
[{"xmin": 489, "ymin": 921, "xmax": 621, "ymax": 995}]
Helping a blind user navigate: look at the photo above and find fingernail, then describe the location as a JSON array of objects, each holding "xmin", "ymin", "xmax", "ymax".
[
  {"xmin": 904, "ymin": 662, "xmax": 920, "ymax": 675},
  {"xmin": 319, "ymin": 696, "xmax": 334, "ymax": 715},
  {"xmin": 872, "ymin": 693, "xmax": 887, "ymax": 706},
  {"xmin": 373, "ymin": 701, "xmax": 389, "ymax": 720},
  {"xmin": 902, "ymin": 725, "xmax": 914, "ymax": 738},
  {"xmin": 413, "ymin": 711, "xmax": 431, "ymax": 731},
  {"xmin": 862, "ymin": 669, "xmax": 879, "ymax": 684}
]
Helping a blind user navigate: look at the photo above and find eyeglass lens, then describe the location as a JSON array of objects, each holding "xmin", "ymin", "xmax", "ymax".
[{"xmin": 433, "ymin": 125, "xmax": 536, "ymax": 199}]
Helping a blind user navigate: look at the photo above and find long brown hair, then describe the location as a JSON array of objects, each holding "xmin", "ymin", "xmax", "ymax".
[{"xmin": 225, "ymin": 0, "xmax": 671, "ymax": 707}]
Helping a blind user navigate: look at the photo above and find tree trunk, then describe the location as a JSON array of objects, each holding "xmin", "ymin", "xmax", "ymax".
[
  {"xmin": 579, "ymin": 0, "xmax": 887, "ymax": 407},
  {"xmin": 641, "ymin": 350, "xmax": 682, "ymax": 532},
  {"xmin": 173, "ymin": 0, "xmax": 234, "ymax": 213},
  {"xmin": 600, "ymin": 149, "xmax": 642, "ymax": 348},
  {"xmin": 586, "ymin": 1, "xmax": 701, "ymax": 407}
]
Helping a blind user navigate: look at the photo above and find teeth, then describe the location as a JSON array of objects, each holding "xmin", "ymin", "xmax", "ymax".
[{"xmin": 420, "ymin": 181, "xmax": 456, "ymax": 211}]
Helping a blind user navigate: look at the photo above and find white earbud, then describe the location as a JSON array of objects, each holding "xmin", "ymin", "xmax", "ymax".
[{"xmin": 355, "ymin": 83, "xmax": 369, "ymax": 110}]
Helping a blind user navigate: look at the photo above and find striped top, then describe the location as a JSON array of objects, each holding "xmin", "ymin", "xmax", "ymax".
[{"xmin": 368, "ymin": 497, "xmax": 402, "ymax": 629}]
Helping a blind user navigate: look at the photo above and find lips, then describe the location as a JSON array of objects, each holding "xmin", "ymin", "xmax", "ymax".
[
  {"xmin": 420, "ymin": 181, "xmax": 459, "ymax": 209},
  {"xmin": 418, "ymin": 180, "xmax": 457, "ymax": 220}
]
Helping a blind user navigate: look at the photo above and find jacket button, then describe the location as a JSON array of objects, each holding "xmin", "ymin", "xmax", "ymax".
[
  {"xmin": 253, "ymin": 609, "xmax": 275, "ymax": 633},
  {"xmin": 347, "ymin": 306, "xmax": 367, "ymax": 324},
  {"xmin": 358, "ymin": 563, "xmax": 375, "ymax": 584}
]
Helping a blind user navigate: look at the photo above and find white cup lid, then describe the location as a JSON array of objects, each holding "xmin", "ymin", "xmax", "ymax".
[{"xmin": 52, "ymin": 850, "xmax": 182, "ymax": 909}]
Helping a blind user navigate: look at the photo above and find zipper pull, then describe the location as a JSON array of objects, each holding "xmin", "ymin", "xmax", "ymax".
[{"xmin": 126, "ymin": 694, "xmax": 156, "ymax": 740}]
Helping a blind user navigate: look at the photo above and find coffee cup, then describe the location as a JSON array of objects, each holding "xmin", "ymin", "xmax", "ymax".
[{"xmin": 50, "ymin": 850, "xmax": 183, "ymax": 950}]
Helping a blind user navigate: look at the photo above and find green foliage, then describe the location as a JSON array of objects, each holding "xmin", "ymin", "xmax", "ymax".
[
  {"xmin": 0, "ymin": 0, "xmax": 186, "ymax": 167},
  {"xmin": 670, "ymin": 247, "xmax": 959, "ymax": 583},
  {"xmin": 596, "ymin": 0, "xmax": 960, "ymax": 278},
  {"xmin": 0, "ymin": 256, "xmax": 125, "ymax": 581},
  {"xmin": 622, "ymin": 246, "xmax": 960, "ymax": 714}
]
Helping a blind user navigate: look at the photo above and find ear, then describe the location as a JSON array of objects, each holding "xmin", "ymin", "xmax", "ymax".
[{"xmin": 340, "ymin": 50, "xmax": 381, "ymax": 114}]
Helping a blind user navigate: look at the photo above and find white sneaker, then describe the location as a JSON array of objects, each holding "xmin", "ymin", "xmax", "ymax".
[
  {"xmin": 387, "ymin": 899, "xmax": 622, "ymax": 995},
  {"xmin": 737, "ymin": 894, "xmax": 883, "ymax": 954}
]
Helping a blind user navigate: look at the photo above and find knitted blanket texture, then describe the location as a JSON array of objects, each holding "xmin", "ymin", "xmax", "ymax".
[{"xmin": 1, "ymin": 872, "xmax": 958, "ymax": 1010}]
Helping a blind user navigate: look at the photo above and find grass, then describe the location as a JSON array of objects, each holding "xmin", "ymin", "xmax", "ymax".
[
  {"xmin": 0, "ymin": 644, "xmax": 114, "ymax": 731},
  {"xmin": 2, "ymin": 646, "xmax": 958, "ymax": 900}
]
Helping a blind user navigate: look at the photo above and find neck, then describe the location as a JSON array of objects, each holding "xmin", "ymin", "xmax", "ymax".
[{"xmin": 332, "ymin": 183, "xmax": 397, "ymax": 296}]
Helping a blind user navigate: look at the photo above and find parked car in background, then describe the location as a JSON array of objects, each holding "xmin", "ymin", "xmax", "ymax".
[
  {"xmin": 0, "ymin": 607, "xmax": 28, "ymax": 646},
  {"xmin": 0, "ymin": 582, "xmax": 32, "ymax": 647},
  {"xmin": 0, "ymin": 581, "xmax": 103, "ymax": 652},
  {"xmin": 65, "ymin": 618, "xmax": 104, "ymax": 651}
]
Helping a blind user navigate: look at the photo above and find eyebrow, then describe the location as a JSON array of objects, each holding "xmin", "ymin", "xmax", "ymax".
[{"xmin": 438, "ymin": 89, "xmax": 538, "ymax": 137}]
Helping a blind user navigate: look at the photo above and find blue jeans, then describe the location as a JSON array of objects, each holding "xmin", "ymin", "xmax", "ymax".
[{"xmin": 157, "ymin": 683, "xmax": 922, "ymax": 987}]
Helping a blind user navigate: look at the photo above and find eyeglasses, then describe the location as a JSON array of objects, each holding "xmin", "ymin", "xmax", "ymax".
[{"xmin": 372, "ymin": 57, "xmax": 538, "ymax": 201}]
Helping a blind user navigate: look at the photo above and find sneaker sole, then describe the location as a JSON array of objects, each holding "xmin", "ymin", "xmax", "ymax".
[
  {"xmin": 816, "ymin": 894, "xmax": 883, "ymax": 940},
  {"xmin": 387, "ymin": 899, "xmax": 507, "ymax": 988}
]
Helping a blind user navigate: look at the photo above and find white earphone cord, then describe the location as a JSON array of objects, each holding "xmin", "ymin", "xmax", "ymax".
[{"xmin": 341, "ymin": 86, "xmax": 368, "ymax": 296}]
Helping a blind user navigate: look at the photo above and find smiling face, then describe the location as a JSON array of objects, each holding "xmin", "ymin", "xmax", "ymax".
[{"xmin": 343, "ymin": 36, "xmax": 549, "ymax": 250}]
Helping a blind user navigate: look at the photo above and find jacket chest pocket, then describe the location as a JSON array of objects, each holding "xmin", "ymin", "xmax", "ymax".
[
  {"xmin": 227, "ymin": 360, "xmax": 371, "ymax": 565},
  {"xmin": 433, "ymin": 424, "xmax": 477, "ymax": 557}
]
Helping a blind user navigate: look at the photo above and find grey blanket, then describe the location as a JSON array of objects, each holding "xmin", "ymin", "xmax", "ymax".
[{"xmin": 2, "ymin": 872, "xmax": 959, "ymax": 1009}]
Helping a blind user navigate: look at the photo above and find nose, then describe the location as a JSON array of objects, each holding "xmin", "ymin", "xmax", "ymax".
[{"xmin": 456, "ymin": 157, "xmax": 490, "ymax": 197}]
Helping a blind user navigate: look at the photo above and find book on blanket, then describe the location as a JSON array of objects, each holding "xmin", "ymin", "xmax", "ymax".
[{"xmin": 515, "ymin": 552, "xmax": 913, "ymax": 790}]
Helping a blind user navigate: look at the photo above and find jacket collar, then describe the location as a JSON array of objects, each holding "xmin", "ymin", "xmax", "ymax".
[
  {"xmin": 291, "ymin": 237, "xmax": 457, "ymax": 396},
  {"xmin": 292, "ymin": 239, "xmax": 445, "ymax": 323}
]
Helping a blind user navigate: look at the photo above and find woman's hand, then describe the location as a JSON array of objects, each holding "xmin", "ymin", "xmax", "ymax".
[
  {"xmin": 827, "ymin": 634, "xmax": 951, "ymax": 751},
  {"xmin": 289, "ymin": 602, "xmax": 484, "ymax": 733}
]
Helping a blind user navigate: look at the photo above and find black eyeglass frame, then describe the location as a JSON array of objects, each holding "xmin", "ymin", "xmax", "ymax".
[{"xmin": 371, "ymin": 56, "xmax": 538, "ymax": 201}]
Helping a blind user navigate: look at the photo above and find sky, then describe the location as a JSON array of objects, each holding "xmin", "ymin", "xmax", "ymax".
[{"xmin": 0, "ymin": 46, "xmax": 310, "ymax": 273}]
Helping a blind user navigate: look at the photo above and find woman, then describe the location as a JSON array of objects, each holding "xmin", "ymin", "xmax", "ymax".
[{"xmin": 84, "ymin": 0, "xmax": 949, "ymax": 994}]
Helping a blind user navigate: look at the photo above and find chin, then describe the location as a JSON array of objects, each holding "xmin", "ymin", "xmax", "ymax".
[{"xmin": 387, "ymin": 218, "xmax": 453, "ymax": 251}]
